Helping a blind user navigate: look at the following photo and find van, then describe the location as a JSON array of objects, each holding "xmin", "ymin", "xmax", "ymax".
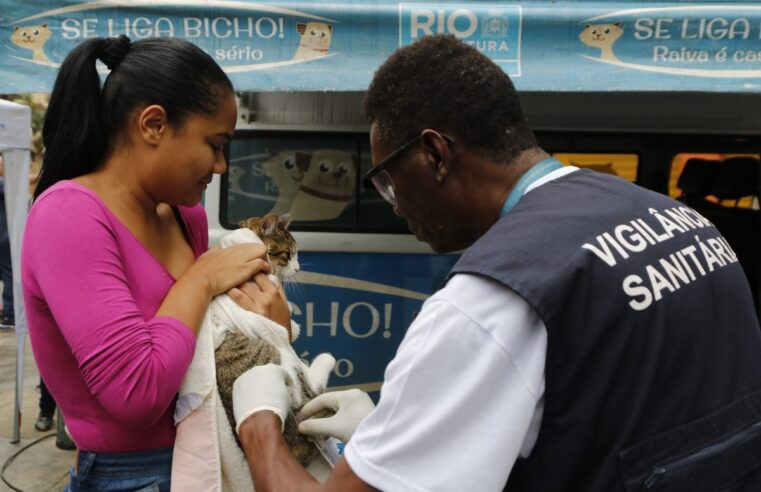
[{"xmin": 206, "ymin": 90, "xmax": 761, "ymax": 397}]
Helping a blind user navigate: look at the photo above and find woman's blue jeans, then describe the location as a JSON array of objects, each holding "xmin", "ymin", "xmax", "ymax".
[{"xmin": 63, "ymin": 448, "xmax": 172, "ymax": 492}]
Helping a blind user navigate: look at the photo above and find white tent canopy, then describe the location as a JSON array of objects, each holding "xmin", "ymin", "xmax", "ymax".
[{"xmin": 0, "ymin": 98, "xmax": 32, "ymax": 444}]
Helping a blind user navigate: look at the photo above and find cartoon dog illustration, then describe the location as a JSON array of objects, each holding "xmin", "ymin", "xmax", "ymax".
[
  {"xmin": 292, "ymin": 22, "xmax": 333, "ymax": 61},
  {"xmin": 579, "ymin": 22, "xmax": 623, "ymax": 63},
  {"xmin": 11, "ymin": 23, "xmax": 52, "ymax": 63},
  {"xmin": 261, "ymin": 150, "xmax": 311, "ymax": 215},
  {"xmin": 288, "ymin": 149, "xmax": 357, "ymax": 221}
]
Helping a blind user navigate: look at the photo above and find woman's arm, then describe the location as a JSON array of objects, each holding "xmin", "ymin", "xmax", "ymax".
[
  {"xmin": 155, "ymin": 244, "xmax": 271, "ymax": 335},
  {"xmin": 24, "ymin": 190, "xmax": 264, "ymax": 426}
]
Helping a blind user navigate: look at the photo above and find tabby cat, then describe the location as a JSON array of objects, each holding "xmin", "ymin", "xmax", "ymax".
[{"xmin": 215, "ymin": 213, "xmax": 323, "ymax": 466}]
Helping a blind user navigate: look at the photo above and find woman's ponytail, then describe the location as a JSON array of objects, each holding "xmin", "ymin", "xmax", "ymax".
[{"xmin": 35, "ymin": 37, "xmax": 115, "ymax": 200}]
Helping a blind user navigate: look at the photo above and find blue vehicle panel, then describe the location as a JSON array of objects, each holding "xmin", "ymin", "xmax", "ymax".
[{"xmin": 289, "ymin": 252, "xmax": 459, "ymax": 394}]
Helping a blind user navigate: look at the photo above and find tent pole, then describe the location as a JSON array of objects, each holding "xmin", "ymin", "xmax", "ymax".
[
  {"xmin": 12, "ymin": 351, "xmax": 20, "ymax": 443},
  {"xmin": 3, "ymin": 147, "xmax": 31, "ymax": 444}
]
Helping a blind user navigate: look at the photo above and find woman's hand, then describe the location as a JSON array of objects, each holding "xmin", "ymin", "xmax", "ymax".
[
  {"xmin": 157, "ymin": 244, "xmax": 273, "ymax": 336},
  {"xmin": 189, "ymin": 244, "xmax": 271, "ymax": 297},
  {"xmin": 229, "ymin": 273, "xmax": 291, "ymax": 330}
]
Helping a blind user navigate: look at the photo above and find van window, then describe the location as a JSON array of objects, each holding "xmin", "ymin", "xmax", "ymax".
[
  {"xmin": 223, "ymin": 132, "xmax": 407, "ymax": 232},
  {"xmin": 669, "ymin": 153, "xmax": 760, "ymax": 209},
  {"xmin": 552, "ymin": 153, "xmax": 638, "ymax": 182}
]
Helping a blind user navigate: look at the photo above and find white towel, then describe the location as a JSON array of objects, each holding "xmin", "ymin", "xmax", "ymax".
[{"xmin": 171, "ymin": 228, "xmax": 334, "ymax": 491}]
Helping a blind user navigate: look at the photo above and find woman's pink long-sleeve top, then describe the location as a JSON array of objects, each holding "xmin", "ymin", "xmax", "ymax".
[{"xmin": 22, "ymin": 181, "xmax": 205, "ymax": 452}]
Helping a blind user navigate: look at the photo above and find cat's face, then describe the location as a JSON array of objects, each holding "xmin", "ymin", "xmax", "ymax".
[
  {"xmin": 579, "ymin": 22, "xmax": 623, "ymax": 47},
  {"xmin": 11, "ymin": 23, "xmax": 52, "ymax": 49},
  {"xmin": 239, "ymin": 213, "xmax": 300, "ymax": 280}
]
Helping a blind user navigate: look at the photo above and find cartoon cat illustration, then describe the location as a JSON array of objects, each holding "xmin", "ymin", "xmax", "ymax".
[
  {"xmin": 579, "ymin": 22, "xmax": 623, "ymax": 63},
  {"xmin": 228, "ymin": 165, "xmax": 247, "ymax": 193},
  {"xmin": 261, "ymin": 150, "xmax": 311, "ymax": 215},
  {"xmin": 288, "ymin": 149, "xmax": 357, "ymax": 221},
  {"xmin": 11, "ymin": 23, "xmax": 52, "ymax": 63},
  {"xmin": 292, "ymin": 22, "xmax": 333, "ymax": 61}
]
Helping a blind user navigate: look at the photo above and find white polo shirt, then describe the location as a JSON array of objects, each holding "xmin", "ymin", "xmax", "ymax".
[{"xmin": 344, "ymin": 166, "xmax": 578, "ymax": 491}]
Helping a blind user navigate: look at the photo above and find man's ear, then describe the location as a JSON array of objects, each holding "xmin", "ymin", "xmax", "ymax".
[
  {"xmin": 136, "ymin": 105, "xmax": 169, "ymax": 146},
  {"xmin": 420, "ymin": 129, "xmax": 452, "ymax": 183}
]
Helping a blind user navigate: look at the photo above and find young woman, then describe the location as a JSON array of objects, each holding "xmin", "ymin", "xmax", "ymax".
[{"xmin": 21, "ymin": 35, "xmax": 288, "ymax": 491}]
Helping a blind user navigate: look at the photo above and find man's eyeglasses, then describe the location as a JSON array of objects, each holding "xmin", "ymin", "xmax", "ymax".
[{"xmin": 363, "ymin": 133, "xmax": 454, "ymax": 205}]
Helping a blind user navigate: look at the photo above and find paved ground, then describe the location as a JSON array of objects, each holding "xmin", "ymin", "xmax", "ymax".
[{"xmin": 0, "ymin": 329, "xmax": 73, "ymax": 492}]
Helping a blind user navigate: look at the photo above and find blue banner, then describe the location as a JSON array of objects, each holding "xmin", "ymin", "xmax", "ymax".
[{"xmin": 2, "ymin": 1, "xmax": 760, "ymax": 93}]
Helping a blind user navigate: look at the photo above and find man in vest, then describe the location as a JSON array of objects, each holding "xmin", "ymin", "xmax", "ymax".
[{"xmin": 232, "ymin": 34, "xmax": 761, "ymax": 491}]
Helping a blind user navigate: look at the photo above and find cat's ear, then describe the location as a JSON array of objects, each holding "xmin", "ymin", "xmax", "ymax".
[
  {"xmin": 297, "ymin": 23, "xmax": 306, "ymax": 35},
  {"xmin": 267, "ymin": 148, "xmax": 276, "ymax": 158},
  {"xmin": 259, "ymin": 214, "xmax": 279, "ymax": 236},
  {"xmin": 278, "ymin": 213, "xmax": 293, "ymax": 230},
  {"xmin": 613, "ymin": 22, "xmax": 621, "ymax": 27},
  {"xmin": 585, "ymin": 24, "xmax": 590, "ymax": 29},
  {"xmin": 328, "ymin": 25, "xmax": 333, "ymax": 33},
  {"xmin": 42, "ymin": 23, "xmax": 48, "ymax": 28}
]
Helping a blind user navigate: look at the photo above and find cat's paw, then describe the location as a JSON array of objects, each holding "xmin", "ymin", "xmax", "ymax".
[
  {"xmin": 290, "ymin": 320, "xmax": 301, "ymax": 341},
  {"xmin": 307, "ymin": 353, "xmax": 336, "ymax": 394}
]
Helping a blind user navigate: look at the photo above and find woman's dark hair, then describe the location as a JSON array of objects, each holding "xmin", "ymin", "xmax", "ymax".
[
  {"xmin": 35, "ymin": 36, "xmax": 233, "ymax": 200},
  {"xmin": 363, "ymin": 34, "xmax": 536, "ymax": 163}
]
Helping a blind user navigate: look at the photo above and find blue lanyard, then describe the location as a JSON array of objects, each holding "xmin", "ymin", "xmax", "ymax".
[{"xmin": 499, "ymin": 157, "xmax": 564, "ymax": 218}]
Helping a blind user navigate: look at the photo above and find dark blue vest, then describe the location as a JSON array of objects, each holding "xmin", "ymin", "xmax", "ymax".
[{"xmin": 447, "ymin": 170, "xmax": 761, "ymax": 491}]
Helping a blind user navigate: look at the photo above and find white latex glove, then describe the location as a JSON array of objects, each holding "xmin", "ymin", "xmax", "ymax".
[
  {"xmin": 233, "ymin": 364, "xmax": 292, "ymax": 434},
  {"xmin": 297, "ymin": 389, "xmax": 375, "ymax": 443}
]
